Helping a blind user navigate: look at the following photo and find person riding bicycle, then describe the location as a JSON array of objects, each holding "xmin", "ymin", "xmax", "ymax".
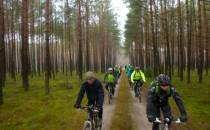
[
  {"xmin": 125, "ymin": 64, "xmax": 130, "ymax": 76},
  {"xmin": 104, "ymin": 68, "xmax": 116, "ymax": 95},
  {"xmin": 146, "ymin": 74, "xmax": 187, "ymax": 130},
  {"xmin": 114, "ymin": 65, "xmax": 120, "ymax": 79},
  {"xmin": 128, "ymin": 66, "xmax": 134, "ymax": 86},
  {"xmin": 131, "ymin": 67, "xmax": 146, "ymax": 97},
  {"xmin": 74, "ymin": 71, "xmax": 104, "ymax": 125}
]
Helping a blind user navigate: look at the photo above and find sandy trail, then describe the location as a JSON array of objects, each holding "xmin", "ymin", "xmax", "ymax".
[
  {"xmin": 102, "ymin": 74, "xmax": 152, "ymax": 130},
  {"xmin": 102, "ymin": 79, "xmax": 121, "ymax": 130},
  {"xmin": 130, "ymin": 87, "xmax": 152, "ymax": 130}
]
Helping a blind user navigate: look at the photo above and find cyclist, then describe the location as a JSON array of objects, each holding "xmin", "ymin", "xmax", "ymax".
[
  {"xmin": 74, "ymin": 71, "xmax": 104, "ymax": 125},
  {"xmin": 128, "ymin": 66, "xmax": 134, "ymax": 86},
  {"xmin": 146, "ymin": 74, "xmax": 187, "ymax": 130},
  {"xmin": 125, "ymin": 65, "xmax": 130, "ymax": 76},
  {"xmin": 114, "ymin": 65, "xmax": 120, "ymax": 79},
  {"xmin": 131, "ymin": 67, "xmax": 146, "ymax": 97},
  {"xmin": 104, "ymin": 68, "xmax": 116, "ymax": 95}
]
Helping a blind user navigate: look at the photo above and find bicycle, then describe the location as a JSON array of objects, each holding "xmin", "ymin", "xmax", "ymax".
[
  {"xmin": 134, "ymin": 80, "xmax": 142, "ymax": 103},
  {"xmin": 80, "ymin": 105, "xmax": 102, "ymax": 130},
  {"xmin": 153, "ymin": 117, "xmax": 183, "ymax": 130},
  {"xmin": 107, "ymin": 84, "xmax": 113, "ymax": 104}
]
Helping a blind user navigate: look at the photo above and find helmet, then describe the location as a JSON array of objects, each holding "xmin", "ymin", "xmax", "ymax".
[
  {"xmin": 157, "ymin": 74, "xmax": 170, "ymax": 85},
  {"xmin": 108, "ymin": 68, "xmax": 113, "ymax": 71},
  {"xmin": 135, "ymin": 66, "xmax": 140, "ymax": 70},
  {"xmin": 85, "ymin": 71, "xmax": 95, "ymax": 80}
]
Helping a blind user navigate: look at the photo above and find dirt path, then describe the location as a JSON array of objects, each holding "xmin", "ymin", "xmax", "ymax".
[
  {"xmin": 130, "ymin": 88, "xmax": 152, "ymax": 130},
  {"xmin": 102, "ymin": 79, "xmax": 121, "ymax": 130},
  {"xmin": 103, "ymin": 72, "xmax": 191, "ymax": 130},
  {"xmin": 107, "ymin": 72, "xmax": 152, "ymax": 130}
]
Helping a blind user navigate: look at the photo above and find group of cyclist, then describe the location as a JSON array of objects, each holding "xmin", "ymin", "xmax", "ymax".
[
  {"xmin": 125, "ymin": 65, "xmax": 146, "ymax": 97},
  {"xmin": 74, "ymin": 64, "xmax": 187, "ymax": 130}
]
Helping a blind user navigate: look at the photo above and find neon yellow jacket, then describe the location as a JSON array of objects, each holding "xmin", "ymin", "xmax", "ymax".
[
  {"xmin": 131, "ymin": 70, "xmax": 146, "ymax": 83},
  {"xmin": 104, "ymin": 73, "xmax": 116, "ymax": 83}
]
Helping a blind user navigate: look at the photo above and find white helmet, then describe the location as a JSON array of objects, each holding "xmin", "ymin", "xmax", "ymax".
[{"xmin": 108, "ymin": 68, "xmax": 113, "ymax": 71}]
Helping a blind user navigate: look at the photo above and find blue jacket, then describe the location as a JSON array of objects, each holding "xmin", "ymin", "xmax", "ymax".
[
  {"xmin": 128, "ymin": 68, "xmax": 134, "ymax": 78},
  {"xmin": 75, "ymin": 79, "xmax": 104, "ymax": 108}
]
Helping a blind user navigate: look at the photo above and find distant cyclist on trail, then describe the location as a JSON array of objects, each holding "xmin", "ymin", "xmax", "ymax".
[
  {"xmin": 127, "ymin": 66, "xmax": 134, "ymax": 87},
  {"xmin": 131, "ymin": 67, "xmax": 146, "ymax": 97},
  {"xmin": 147, "ymin": 74, "xmax": 187, "ymax": 130},
  {"xmin": 114, "ymin": 65, "xmax": 120, "ymax": 79},
  {"xmin": 74, "ymin": 71, "xmax": 104, "ymax": 125},
  {"xmin": 104, "ymin": 68, "xmax": 116, "ymax": 95}
]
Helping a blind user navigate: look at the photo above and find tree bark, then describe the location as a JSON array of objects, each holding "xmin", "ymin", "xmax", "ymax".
[
  {"xmin": 45, "ymin": 0, "xmax": 50, "ymax": 94},
  {"xmin": 22, "ymin": 0, "xmax": 30, "ymax": 90}
]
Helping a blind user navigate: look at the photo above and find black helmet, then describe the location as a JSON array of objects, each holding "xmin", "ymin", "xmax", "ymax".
[
  {"xmin": 135, "ymin": 66, "xmax": 140, "ymax": 70},
  {"xmin": 157, "ymin": 74, "xmax": 170, "ymax": 85}
]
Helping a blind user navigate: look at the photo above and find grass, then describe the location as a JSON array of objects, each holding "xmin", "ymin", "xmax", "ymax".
[
  {"xmin": 145, "ymin": 70, "xmax": 210, "ymax": 130},
  {"xmin": 1, "ymin": 70, "xmax": 210, "ymax": 130},
  {"xmin": 170, "ymin": 71, "xmax": 210, "ymax": 130},
  {"xmin": 110, "ymin": 73, "xmax": 134, "ymax": 130},
  {"xmin": 0, "ymin": 72, "xmax": 104, "ymax": 130}
]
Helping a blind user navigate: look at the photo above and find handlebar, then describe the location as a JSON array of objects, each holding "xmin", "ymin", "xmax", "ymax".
[{"xmin": 78, "ymin": 105, "xmax": 100, "ymax": 113}]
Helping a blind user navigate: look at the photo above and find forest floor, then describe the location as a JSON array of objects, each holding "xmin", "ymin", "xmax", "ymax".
[
  {"xmin": 0, "ymin": 71, "xmax": 210, "ymax": 130},
  {"xmin": 0, "ymin": 72, "xmax": 105, "ymax": 130}
]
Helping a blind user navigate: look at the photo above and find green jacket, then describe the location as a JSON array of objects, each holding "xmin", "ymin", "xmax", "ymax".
[
  {"xmin": 131, "ymin": 70, "xmax": 146, "ymax": 83},
  {"xmin": 104, "ymin": 73, "xmax": 116, "ymax": 83}
]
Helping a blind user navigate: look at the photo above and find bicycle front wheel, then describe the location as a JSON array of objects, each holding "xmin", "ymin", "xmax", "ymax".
[{"xmin": 83, "ymin": 121, "xmax": 91, "ymax": 130}]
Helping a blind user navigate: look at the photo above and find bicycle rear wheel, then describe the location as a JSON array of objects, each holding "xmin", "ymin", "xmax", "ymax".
[
  {"xmin": 159, "ymin": 123, "xmax": 165, "ymax": 130},
  {"xmin": 138, "ymin": 90, "xmax": 141, "ymax": 103},
  {"xmin": 138, "ymin": 94, "xmax": 141, "ymax": 103},
  {"xmin": 108, "ymin": 93, "xmax": 111, "ymax": 104}
]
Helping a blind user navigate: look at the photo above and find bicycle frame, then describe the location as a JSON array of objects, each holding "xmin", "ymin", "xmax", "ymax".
[
  {"xmin": 107, "ymin": 84, "xmax": 113, "ymax": 104},
  {"xmin": 134, "ymin": 80, "xmax": 142, "ymax": 103},
  {"xmin": 80, "ymin": 105, "xmax": 101, "ymax": 130}
]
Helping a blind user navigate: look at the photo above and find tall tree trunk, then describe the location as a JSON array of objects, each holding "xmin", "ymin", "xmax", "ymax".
[
  {"xmin": 22, "ymin": 0, "xmax": 30, "ymax": 90},
  {"xmin": 186, "ymin": 0, "xmax": 192, "ymax": 83},
  {"xmin": 150, "ymin": 0, "xmax": 158, "ymax": 77},
  {"xmin": 85, "ymin": 0, "xmax": 90, "ymax": 71},
  {"xmin": 0, "ymin": 0, "xmax": 5, "ymax": 105},
  {"xmin": 163, "ymin": 0, "xmax": 171, "ymax": 78},
  {"xmin": 178, "ymin": 0, "xmax": 184, "ymax": 81},
  {"xmin": 77, "ymin": 0, "xmax": 83, "ymax": 79},
  {"xmin": 203, "ymin": 2, "xmax": 209, "ymax": 76},
  {"xmin": 197, "ymin": 0, "xmax": 204, "ymax": 83},
  {"xmin": 45, "ymin": 0, "xmax": 50, "ymax": 94}
]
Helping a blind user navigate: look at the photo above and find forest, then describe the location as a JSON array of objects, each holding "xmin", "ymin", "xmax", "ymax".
[
  {"xmin": 124, "ymin": 0, "xmax": 210, "ymax": 82},
  {"xmin": 0, "ymin": 0, "xmax": 120, "ymax": 103},
  {"xmin": 0, "ymin": 0, "xmax": 210, "ymax": 130}
]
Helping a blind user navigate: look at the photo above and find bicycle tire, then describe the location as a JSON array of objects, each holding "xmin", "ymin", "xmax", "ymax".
[
  {"xmin": 83, "ymin": 121, "xmax": 91, "ymax": 130},
  {"xmin": 139, "ymin": 94, "xmax": 141, "ymax": 103},
  {"xmin": 108, "ymin": 93, "xmax": 111, "ymax": 104}
]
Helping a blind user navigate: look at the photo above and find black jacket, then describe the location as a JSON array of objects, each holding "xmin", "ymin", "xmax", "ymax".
[
  {"xmin": 75, "ymin": 79, "xmax": 104, "ymax": 108},
  {"xmin": 147, "ymin": 85, "xmax": 187, "ymax": 117}
]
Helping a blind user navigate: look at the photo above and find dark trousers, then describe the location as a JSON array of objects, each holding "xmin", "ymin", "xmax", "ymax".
[
  {"xmin": 151, "ymin": 103, "xmax": 172, "ymax": 130},
  {"xmin": 105, "ymin": 83, "xmax": 115, "ymax": 95},
  {"xmin": 134, "ymin": 80, "xmax": 143, "ymax": 95}
]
